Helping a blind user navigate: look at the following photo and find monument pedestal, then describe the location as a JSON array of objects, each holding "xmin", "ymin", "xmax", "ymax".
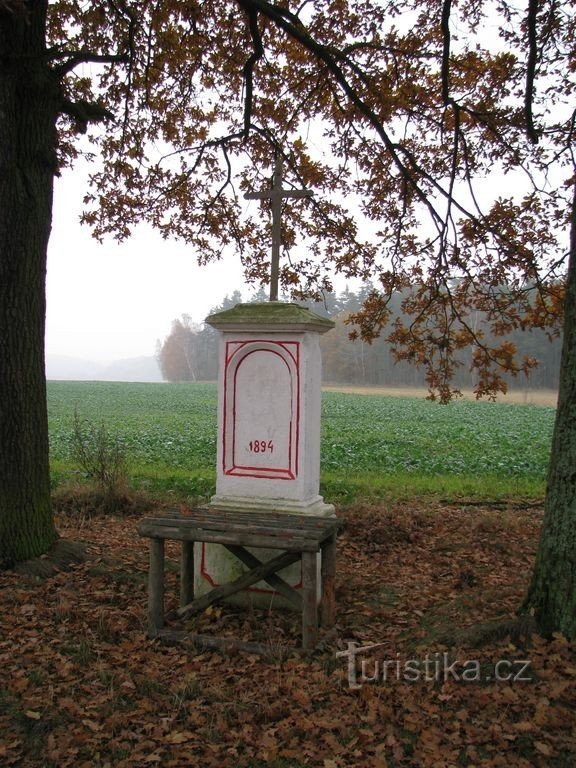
[{"xmin": 195, "ymin": 302, "xmax": 334, "ymax": 607}]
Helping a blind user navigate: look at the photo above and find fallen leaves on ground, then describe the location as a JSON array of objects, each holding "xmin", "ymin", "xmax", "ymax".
[{"xmin": 0, "ymin": 500, "xmax": 574, "ymax": 767}]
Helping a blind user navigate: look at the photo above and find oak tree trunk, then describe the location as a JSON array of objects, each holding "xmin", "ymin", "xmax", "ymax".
[
  {"xmin": 525, "ymin": 186, "xmax": 576, "ymax": 638},
  {"xmin": 0, "ymin": 2, "xmax": 58, "ymax": 566}
]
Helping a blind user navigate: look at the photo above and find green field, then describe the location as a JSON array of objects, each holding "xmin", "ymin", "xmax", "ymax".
[{"xmin": 47, "ymin": 381, "xmax": 556, "ymax": 501}]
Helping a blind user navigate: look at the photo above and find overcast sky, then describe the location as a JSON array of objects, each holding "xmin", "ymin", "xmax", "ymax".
[
  {"xmin": 45, "ymin": 150, "xmax": 555, "ymax": 367},
  {"xmin": 45, "ymin": 164, "xmax": 246, "ymax": 364}
]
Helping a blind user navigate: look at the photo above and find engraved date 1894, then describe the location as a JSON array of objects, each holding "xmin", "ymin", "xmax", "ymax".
[{"xmin": 248, "ymin": 440, "xmax": 274, "ymax": 454}]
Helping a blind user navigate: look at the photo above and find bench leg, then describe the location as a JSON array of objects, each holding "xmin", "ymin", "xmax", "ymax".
[
  {"xmin": 301, "ymin": 551, "xmax": 318, "ymax": 650},
  {"xmin": 148, "ymin": 538, "xmax": 165, "ymax": 634},
  {"xmin": 320, "ymin": 533, "xmax": 337, "ymax": 627},
  {"xmin": 180, "ymin": 541, "xmax": 194, "ymax": 608}
]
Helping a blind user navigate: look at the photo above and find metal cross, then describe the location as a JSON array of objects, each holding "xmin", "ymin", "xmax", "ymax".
[{"xmin": 244, "ymin": 156, "xmax": 313, "ymax": 301}]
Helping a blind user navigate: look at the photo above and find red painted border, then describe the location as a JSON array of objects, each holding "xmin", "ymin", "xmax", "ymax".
[{"xmin": 222, "ymin": 340, "xmax": 300, "ymax": 480}]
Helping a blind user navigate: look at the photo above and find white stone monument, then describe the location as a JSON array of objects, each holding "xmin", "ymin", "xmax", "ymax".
[
  {"xmin": 208, "ymin": 302, "xmax": 334, "ymax": 516},
  {"xmin": 194, "ymin": 159, "xmax": 334, "ymax": 605}
]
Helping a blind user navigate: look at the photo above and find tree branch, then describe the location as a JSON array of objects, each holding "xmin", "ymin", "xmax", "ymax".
[
  {"xmin": 107, "ymin": 0, "xmax": 138, "ymax": 139},
  {"xmin": 53, "ymin": 50, "xmax": 129, "ymax": 76},
  {"xmin": 239, "ymin": 1, "xmax": 265, "ymax": 140},
  {"xmin": 236, "ymin": 0, "xmax": 447, "ymax": 232},
  {"xmin": 525, "ymin": 0, "xmax": 540, "ymax": 144},
  {"xmin": 441, "ymin": 0, "xmax": 452, "ymax": 106},
  {"xmin": 60, "ymin": 99, "xmax": 115, "ymax": 133}
]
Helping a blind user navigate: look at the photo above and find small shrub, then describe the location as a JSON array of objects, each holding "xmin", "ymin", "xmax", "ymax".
[{"xmin": 70, "ymin": 409, "xmax": 129, "ymax": 510}]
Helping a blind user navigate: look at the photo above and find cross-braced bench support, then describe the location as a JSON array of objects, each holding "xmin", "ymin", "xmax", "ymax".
[{"xmin": 138, "ymin": 509, "xmax": 343, "ymax": 651}]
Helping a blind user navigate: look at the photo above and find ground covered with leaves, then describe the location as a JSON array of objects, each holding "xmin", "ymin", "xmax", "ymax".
[{"xmin": 1, "ymin": 500, "xmax": 575, "ymax": 767}]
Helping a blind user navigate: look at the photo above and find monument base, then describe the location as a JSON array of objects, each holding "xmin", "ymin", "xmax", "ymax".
[
  {"xmin": 209, "ymin": 493, "xmax": 335, "ymax": 517},
  {"xmin": 194, "ymin": 496, "xmax": 335, "ymax": 610}
]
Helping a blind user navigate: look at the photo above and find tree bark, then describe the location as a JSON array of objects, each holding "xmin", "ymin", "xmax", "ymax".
[
  {"xmin": 525, "ymin": 184, "xmax": 576, "ymax": 638},
  {"xmin": 0, "ymin": 1, "xmax": 58, "ymax": 566}
]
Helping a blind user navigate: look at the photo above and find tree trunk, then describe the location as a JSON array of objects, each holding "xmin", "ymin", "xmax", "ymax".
[
  {"xmin": 0, "ymin": 2, "xmax": 58, "ymax": 566},
  {"xmin": 525, "ymin": 185, "xmax": 576, "ymax": 638}
]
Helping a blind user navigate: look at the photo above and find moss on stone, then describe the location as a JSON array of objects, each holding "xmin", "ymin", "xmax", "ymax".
[{"xmin": 206, "ymin": 302, "xmax": 335, "ymax": 333}]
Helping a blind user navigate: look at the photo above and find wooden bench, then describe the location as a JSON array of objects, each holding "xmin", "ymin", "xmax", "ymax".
[{"xmin": 138, "ymin": 509, "xmax": 343, "ymax": 651}]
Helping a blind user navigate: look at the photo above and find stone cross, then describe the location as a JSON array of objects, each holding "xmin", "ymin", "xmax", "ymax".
[{"xmin": 244, "ymin": 156, "xmax": 313, "ymax": 301}]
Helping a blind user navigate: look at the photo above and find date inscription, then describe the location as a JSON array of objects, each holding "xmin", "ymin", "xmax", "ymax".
[{"xmin": 248, "ymin": 440, "xmax": 274, "ymax": 454}]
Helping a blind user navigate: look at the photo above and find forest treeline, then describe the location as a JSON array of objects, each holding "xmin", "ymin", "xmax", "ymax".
[{"xmin": 157, "ymin": 287, "xmax": 562, "ymax": 391}]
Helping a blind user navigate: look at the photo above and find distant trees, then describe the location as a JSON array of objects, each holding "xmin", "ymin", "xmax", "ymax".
[
  {"xmin": 159, "ymin": 287, "xmax": 563, "ymax": 390},
  {"xmin": 157, "ymin": 316, "xmax": 200, "ymax": 383},
  {"xmin": 157, "ymin": 316, "xmax": 217, "ymax": 383},
  {"xmin": 157, "ymin": 292, "xmax": 242, "ymax": 382}
]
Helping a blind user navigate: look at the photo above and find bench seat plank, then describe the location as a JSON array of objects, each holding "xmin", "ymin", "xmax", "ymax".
[{"xmin": 138, "ymin": 522, "xmax": 322, "ymax": 551}]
